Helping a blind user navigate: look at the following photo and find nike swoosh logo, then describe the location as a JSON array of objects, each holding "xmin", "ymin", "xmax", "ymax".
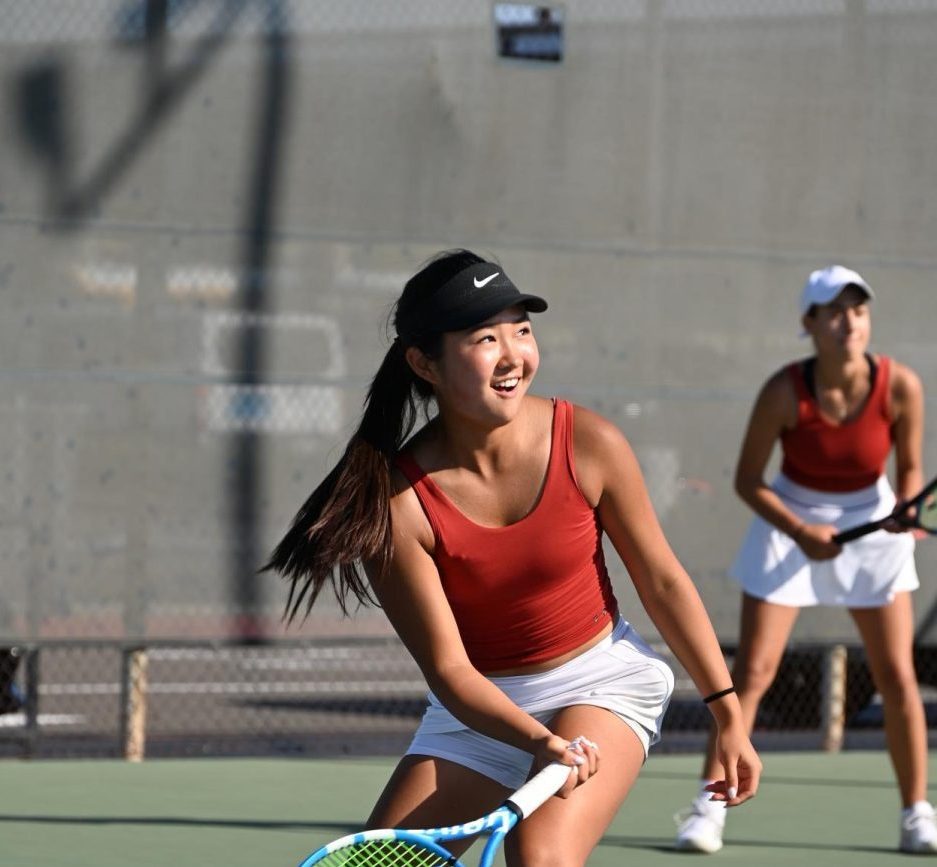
[{"xmin": 473, "ymin": 272, "xmax": 500, "ymax": 288}]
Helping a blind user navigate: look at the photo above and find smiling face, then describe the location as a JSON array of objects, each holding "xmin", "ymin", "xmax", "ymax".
[
  {"xmin": 801, "ymin": 284, "xmax": 871, "ymax": 361},
  {"xmin": 405, "ymin": 305, "xmax": 539, "ymax": 427}
]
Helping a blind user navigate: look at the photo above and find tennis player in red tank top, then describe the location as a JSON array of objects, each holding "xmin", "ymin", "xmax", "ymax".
[
  {"xmin": 267, "ymin": 250, "xmax": 761, "ymax": 866},
  {"xmin": 675, "ymin": 265, "xmax": 935, "ymax": 855}
]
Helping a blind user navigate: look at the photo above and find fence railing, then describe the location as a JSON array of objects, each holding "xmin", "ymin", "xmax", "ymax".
[{"xmin": 3, "ymin": 638, "xmax": 936, "ymax": 760}]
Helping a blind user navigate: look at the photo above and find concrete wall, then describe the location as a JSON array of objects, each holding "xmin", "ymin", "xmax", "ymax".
[{"xmin": 1, "ymin": 0, "xmax": 935, "ymax": 642}]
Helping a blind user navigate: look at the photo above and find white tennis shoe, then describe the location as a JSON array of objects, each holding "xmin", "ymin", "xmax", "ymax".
[
  {"xmin": 900, "ymin": 802, "xmax": 937, "ymax": 854},
  {"xmin": 674, "ymin": 794, "xmax": 726, "ymax": 854}
]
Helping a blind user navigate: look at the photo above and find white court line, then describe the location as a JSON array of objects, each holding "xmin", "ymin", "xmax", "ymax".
[{"xmin": 0, "ymin": 713, "xmax": 85, "ymax": 728}]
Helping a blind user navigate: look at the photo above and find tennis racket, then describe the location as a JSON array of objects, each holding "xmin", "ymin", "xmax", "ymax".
[
  {"xmin": 298, "ymin": 760, "xmax": 573, "ymax": 867},
  {"xmin": 833, "ymin": 475, "xmax": 937, "ymax": 544}
]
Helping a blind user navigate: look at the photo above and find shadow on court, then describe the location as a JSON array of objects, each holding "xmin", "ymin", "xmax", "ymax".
[
  {"xmin": 0, "ymin": 814, "xmax": 358, "ymax": 834},
  {"xmin": 642, "ymin": 768, "xmax": 897, "ymax": 790},
  {"xmin": 598, "ymin": 833, "xmax": 895, "ymax": 856}
]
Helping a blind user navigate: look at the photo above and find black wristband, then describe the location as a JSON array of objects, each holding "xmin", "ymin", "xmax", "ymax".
[{"xmin": 702, "ymin": 686, "xmax": 735, "ymax": 704}]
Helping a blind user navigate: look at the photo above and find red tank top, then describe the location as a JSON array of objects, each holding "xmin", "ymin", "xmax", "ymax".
[
  {"xmin": 780, "ymin": 355, "xmax": 893, "ymax": 492},
  {"xmin": 395, "ymin": 399, "xmax": 618, "ymax": 672}
]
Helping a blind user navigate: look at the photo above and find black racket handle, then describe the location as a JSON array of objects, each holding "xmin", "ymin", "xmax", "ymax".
[
  {"xmin": 834, "ymin": 476, "xmax": 937, "ymax": 545},
  {"xmin": 833, "ymin": 520, "xmax": 884, "ymax": 544}
]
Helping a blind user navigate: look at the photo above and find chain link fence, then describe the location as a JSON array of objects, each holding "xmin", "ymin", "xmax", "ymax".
[{"xmin": 3, "ymin": 637, "xmax": 937, "ymax": 759}]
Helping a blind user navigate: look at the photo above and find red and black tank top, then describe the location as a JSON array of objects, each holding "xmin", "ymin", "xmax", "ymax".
[
  {"xmin": 780, "ymin": 355, "xmax": 893, "ymax": 493},
  {"xmin": 394, "ymin": 399, "xmax": 618, "ymax": 672}
]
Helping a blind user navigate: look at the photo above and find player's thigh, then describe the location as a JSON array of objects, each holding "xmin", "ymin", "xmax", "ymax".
[
  {"xmin": 506, "ymin": 705, "xmax": 646, "ymax": 867},
  {"xmin": 850, "ymin": 591, "xmax": 916, "ymax": 684},
  {"xmin": 367, "ymin": 753, "xmax": 510, "ymax": 851},
  {"xmin": 735, "ymin": 593, "xmax": 800, "ymax": 680}
]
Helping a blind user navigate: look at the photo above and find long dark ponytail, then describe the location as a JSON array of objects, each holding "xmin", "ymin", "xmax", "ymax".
[{"xmin": 265, "ymin": 249, "xmax": 486, "ymax": 621}]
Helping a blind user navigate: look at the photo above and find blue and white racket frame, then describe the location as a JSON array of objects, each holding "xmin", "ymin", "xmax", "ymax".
[{"xmin": 298, "ymin": 761, "xmax": 573, "ymax": 867}]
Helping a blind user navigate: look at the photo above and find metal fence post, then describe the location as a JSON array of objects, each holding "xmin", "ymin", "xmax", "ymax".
[
  {"xmin": 820, "ymin": 644, "xmax": 848, "ymax": 752},
  {"xmin": 120, "ymin": 646, "xmax": 149, "ymax": 761},
  {"xmin": 23, "ymin": 646, "xmax": 40, "ymax": 758}
]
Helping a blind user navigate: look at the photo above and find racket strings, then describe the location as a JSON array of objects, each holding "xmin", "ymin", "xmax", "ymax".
[
  {"xmin": 316, "ymin": 838, "xmax": 459, "ymax": 866},
  {"xmin": 919, "ymin": 496, "xmax": 937, "ymax": 532}
]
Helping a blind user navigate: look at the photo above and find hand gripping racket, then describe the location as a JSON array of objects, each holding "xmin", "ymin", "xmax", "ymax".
[
  {"xmin": 297, "ymin": 761, "xmax": 573, "ymax": 867},
  {"xmin": 833, "ymin": 475, "xmax": 937, "ymax": 544}
]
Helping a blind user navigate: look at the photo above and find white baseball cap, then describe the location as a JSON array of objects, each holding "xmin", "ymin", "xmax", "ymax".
[{"xmin": 799, "ymin": 265, "xmax": 874, "ymax": 316}]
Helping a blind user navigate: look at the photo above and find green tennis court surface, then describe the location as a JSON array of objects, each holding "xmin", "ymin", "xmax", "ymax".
[{"xmin": 1, "ymin": 751, "xmax": 932, "ymax": 866}]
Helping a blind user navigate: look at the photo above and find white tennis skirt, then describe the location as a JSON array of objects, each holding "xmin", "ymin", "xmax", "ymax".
[
  {"xmin": 406, "ymin": 618, "xmax": 674, "ymax": 789},
  {"xmin": 730, "ymin": 473, "xmax": 918, "ymax": 608}
]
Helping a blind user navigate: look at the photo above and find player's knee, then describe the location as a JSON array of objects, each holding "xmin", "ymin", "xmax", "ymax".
[
  {"xmin": 876, "ymin": 666, "xmax": 921, "ymax": 706},
  {"xmin": 733, "ymin": 657, "xmax": 779, "ymax": 697}
]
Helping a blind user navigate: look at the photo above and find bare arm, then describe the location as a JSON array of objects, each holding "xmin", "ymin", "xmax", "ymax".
[
  {"xmin": 734, "ymin": 369, "xmax": 840, "ymax": 559},
  {"xmin": 573, "ymin": 406, "xmax": 761, "ymax": 803},
  {"xmin": 890, "ymin": 361, "xmax": 925, "ymax": 501}
]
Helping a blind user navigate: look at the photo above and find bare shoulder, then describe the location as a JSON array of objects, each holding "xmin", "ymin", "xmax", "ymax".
[
  {"xmin": 752, "ymin": 364, "xmax": 798, "ymax": 428},
  {"xmin": 569, "ymin": 402, "xmax": 635, "ymax": 507},
  {"xmin": 886, "ymin": 357, "xmax": 924, "ymax": 425},
  {"xmin": 389, "ymin": 465, "xmax": 434, "ymax": 551},
  {"xmin": 759, "ymin": 364, "xmax": 797, "ymax": 403},
  {"xmin": 888, "ymin": 357, "xmax": 924, "ymax": 403},
  {"xmin": 570, "ymin": 401, "xmax": 629, "ymax": 455}
]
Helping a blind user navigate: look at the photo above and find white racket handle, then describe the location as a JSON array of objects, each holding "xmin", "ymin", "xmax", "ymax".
[{"xmin": 505, "ymin": 761, "xmax": 575, "ymax": 818}]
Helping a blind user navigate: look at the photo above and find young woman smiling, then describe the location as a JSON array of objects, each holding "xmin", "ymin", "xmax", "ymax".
[{"xmin": 268, "ymin": 249, "xmax": 760, "ymax": 866}]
